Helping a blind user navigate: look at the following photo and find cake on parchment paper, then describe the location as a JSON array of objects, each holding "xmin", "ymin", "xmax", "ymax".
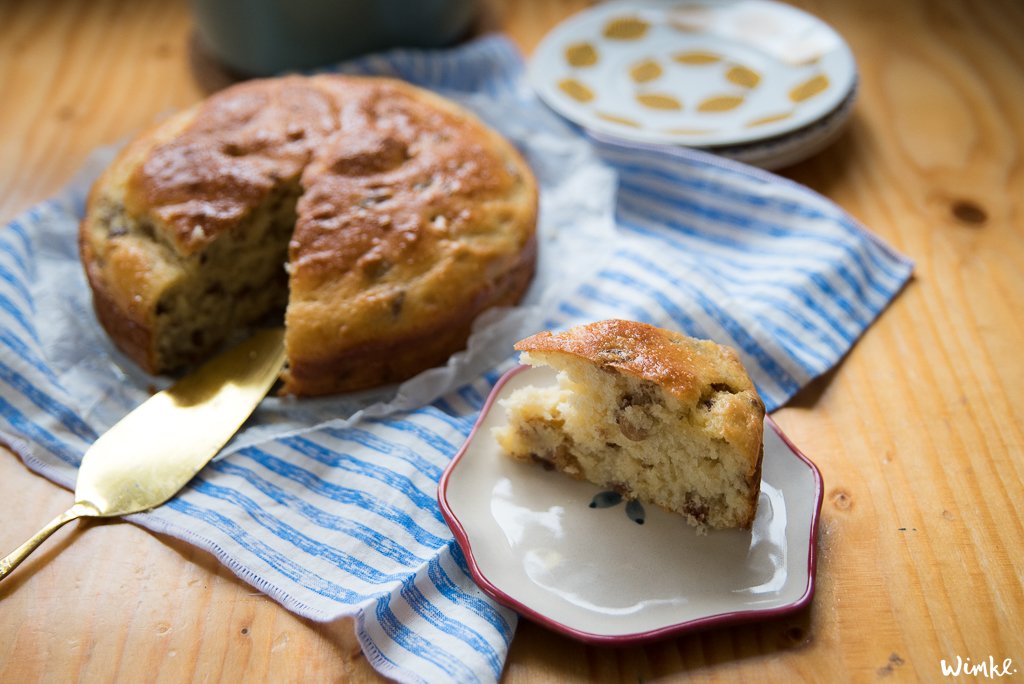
[{"xmin": 80, "ymin": 75, "xmax": 537, "ymax": 395}]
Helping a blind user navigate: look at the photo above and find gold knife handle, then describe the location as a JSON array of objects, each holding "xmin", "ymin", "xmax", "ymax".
[{"xmin": 0, "ymin": 502, "xmax": 97, "ymax": 582}]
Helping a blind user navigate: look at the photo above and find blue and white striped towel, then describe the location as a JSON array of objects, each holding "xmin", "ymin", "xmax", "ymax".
[{"xmin": 0, "ymin": 36, "xmax": 911, "ymax": 682}]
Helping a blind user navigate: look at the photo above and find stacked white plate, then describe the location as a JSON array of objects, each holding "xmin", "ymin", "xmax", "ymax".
[{"xmin": 528, "ymin": 0, "xmax": 858, "ymax": 169}]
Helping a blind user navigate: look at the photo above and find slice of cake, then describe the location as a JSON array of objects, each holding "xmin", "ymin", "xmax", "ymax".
[{"xmin": 494, "ymin": 319, "xmax": 765, "ymax": 529}]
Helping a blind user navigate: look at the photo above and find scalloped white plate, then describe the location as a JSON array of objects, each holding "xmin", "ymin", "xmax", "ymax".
[
  {"xmin": 438, "ymin": 365, "xmax": 824, "ymax": 643},
  {"xmin": 528, "ymin": 0, "xmax": 857, "ymax": 149}
]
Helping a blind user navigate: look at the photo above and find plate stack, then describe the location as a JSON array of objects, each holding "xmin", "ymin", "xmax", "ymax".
[{"xmin": 528, "ymin": 0, "xmax": 858, "ymax": 169}]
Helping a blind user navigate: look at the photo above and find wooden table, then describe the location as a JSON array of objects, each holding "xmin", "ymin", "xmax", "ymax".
[{"xmin": 2, "ymin": 0, "xmax": 1022, "ymax": 680}]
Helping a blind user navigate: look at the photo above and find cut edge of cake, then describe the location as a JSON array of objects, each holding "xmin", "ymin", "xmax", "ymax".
[{"xmin": 493, "ymin": 320, "xmax": 765, "ymax": 530}]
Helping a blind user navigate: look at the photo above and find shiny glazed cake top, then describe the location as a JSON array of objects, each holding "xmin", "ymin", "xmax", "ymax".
[{"xmin": 126, "ymin": 74, "xmax": 530, "ymax": 281}]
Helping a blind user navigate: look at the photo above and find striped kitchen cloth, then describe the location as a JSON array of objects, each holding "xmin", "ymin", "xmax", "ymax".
[{"xmin": 0, "ymin": 35, "xmax": 912, "ymax": 683}]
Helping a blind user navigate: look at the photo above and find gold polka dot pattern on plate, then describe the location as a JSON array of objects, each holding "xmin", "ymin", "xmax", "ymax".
[
  {"xmin": 558, "ymin": 78, "xmax": 595, "ymax": 103},
  {"xmin": 534, "ymin": 1, "xmax": 854, "ymax": 147},
  {"xmin": 698, "ymin": 95, "xmax": 745, "ymax": 113},
  {"xmin": 565, "ymin": 42, "xmax": 598, "ymax": 67},
  {"xmin": 747, "ymin": 112, "xmax": 793, "ymax": 127},
  {"xmin": 597, "ymin": 112, "xmax": 642, "ymax": 127},
  {"xmin": 636, "ymin": 93, "xmax": 682, "ymax": 110},
  {"xmin": 790, "ymin": 74, "xmax": 830, "ymax": 102},
  {"xmin": 663, "ymin": 127, "xmax": 715, "ymax": 135},
  {"xmin": 726, "ymin": 65, "xmax": 761, "ymax": 89},
  {"xmin": 603, "ymin": 16, "xmax": 649, "ymax": 40},
  {"xmin": 665, "ymin": 5, "xmax": 714, "ymax": 33},
  {"xmin": 791, "ymin": 54, "xmax": 823, "ymax": 67},
  {"xmin": 630, "ymin": 58, "xmax": 663, "ymax": 83},
  {"xmin": 672, "ymin": 51, "xmax": 721, "ymax": 65},
  {"xmin": 667, "ymin": 18, "xmax": 706, "ymax": 33}
]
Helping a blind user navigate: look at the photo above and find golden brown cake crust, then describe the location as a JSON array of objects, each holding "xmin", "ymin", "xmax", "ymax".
[
  {"xmin": 80, "ymin": 75, "xmax": 538, "ymax": 394},
  {"xmin": 515, "ymin": 320, "xmax": 756, "ymax": 402},
  {"xmin": 507, "ymin": 320, "xmax": 766, "ymax": 529},
  {"xmin": 284, "ymin": 233, "xmax": 537, "ymax": 394},
  {"xmin": 280, "ymin": 78, "xmax": 538, "ymax": 394},
  {"xmin": 515, "ymin": 319, "xmax": 766, "ymax": 467},
  {"xmin": 127, "ymin": 77, "xmax": 338, "ymax": 256}
]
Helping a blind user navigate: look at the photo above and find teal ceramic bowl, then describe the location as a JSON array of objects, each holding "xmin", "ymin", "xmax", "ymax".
[{"xmin": 191, "ymin": 0, "xmax": 478, "ymax": 76}]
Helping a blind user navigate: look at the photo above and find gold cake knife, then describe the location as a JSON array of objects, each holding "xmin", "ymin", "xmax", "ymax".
[{"xmin": 0, "ymin": 327, "xmax": 286, "ymax": 582}]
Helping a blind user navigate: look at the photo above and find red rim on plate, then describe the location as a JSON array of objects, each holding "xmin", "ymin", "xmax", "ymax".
[{"xmin": 438, "ymin": 364, "xmax": 824, "ymax": 644}]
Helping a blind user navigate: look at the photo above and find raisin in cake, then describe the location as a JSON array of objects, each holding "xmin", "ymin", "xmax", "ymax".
[
  {"xmin": 494, "ymin": 320, "xmax": 765, "ymax": 529},
  {"xmin": 80, "ymin": 75, "xmax": 537, "ymax": 395}
]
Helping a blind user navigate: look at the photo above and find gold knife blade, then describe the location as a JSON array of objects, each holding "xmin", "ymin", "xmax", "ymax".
[{"xmin": 0, "ymin": 327, "xmax": 286, "ymax": 581}]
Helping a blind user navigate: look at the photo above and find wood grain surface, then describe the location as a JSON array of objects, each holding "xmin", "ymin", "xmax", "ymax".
[{"xmin": 2, "ymin": 0, "xmax": 1022, "ymax": 681}]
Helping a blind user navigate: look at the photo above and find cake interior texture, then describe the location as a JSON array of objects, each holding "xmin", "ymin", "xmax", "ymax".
[
  {"xmin": 84, "ymin": 180, "xmax": 299, "ymax": 372},
  {"xmin": 495, "ymin": 348, "xmax": 764, "ymax": 530}
]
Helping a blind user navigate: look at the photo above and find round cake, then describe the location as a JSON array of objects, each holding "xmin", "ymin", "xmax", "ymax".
[{"xmin": 80, "ymin": 75, "xmax": 538, "ymax": 395}]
